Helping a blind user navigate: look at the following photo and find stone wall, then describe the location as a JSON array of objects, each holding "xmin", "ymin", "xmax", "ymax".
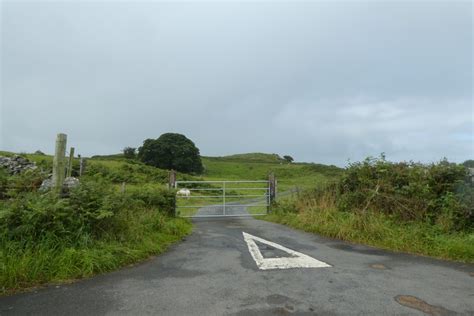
[{"xmin": 0, "ymin": 156, "xmax": 37, "ymax": 175}]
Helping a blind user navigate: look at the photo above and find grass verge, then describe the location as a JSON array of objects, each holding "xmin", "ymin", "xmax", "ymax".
[
  {"xmin": 262, "ymin": 157, "xmax": 473, "ymax": 263},
  {"xmin": 0, "ymin": 213, "xmax": 191, "ymax": 295},
  {"xmin": 263, "ymin": 206, "xmax": 474, "ymax": 263}
]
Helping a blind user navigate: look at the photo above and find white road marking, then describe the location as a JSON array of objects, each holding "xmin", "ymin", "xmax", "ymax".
[{"xmin": 243, "ymin": 232, "xmax": 331, "ymax": 270}]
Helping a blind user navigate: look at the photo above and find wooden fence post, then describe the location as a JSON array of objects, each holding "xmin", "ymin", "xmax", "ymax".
[
  {"xmin": 79, "ymin": 156, "xmax": 86, "ymax": 176},
  {"xmin": 52, "ymin": 133, "xmax": 67, "ymax": 195},
  {"xmin": 66, "ymin": 147, "xmax": 75, "ymax": 178},
  {"xmin": 169, "ymin": 170, "xmax": 176, "ymax": 189}
]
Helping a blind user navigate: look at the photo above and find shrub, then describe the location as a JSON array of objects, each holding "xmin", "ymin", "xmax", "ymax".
[
  {"xmin": 123, "ymin": 147, "xmax": 137, "ymax": 159},
  {"xmin": 336, "ymin": 156, "xmax": 473, "ymax": 231},
  {"xmin": 268, "ymin": 157, "xmax": 473, "ymax": 262},
  {"xmin": 85, "ymin": 163, "xmax": 111, "ymax": 178},
  {"xmin": 0, "ymin": 168, "xmax": 46, "ymax": 201},
  {"xmin": 126, "ymin": 185, "xmax": 176, "ymax": 216},
  {"xmin": 0, "ymin": 179, "xmax": 177, "ymax": 244}
]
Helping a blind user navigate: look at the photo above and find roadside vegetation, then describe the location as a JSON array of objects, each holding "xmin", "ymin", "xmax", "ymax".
[
  {"xmin": 265, "ymin": 156, "xmax": 474, "ymax": 262},
  {"xmin": 0, "ymin": 151, "xmax": 191, "ymax": 295},
  {"xmin": 3, "ymin": 139, "xmax": 470, "ymax": 296}
]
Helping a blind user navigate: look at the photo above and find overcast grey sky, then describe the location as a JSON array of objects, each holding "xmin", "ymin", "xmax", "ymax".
[{"xmin": 1, "ymin": 1, "xmax": 472, "ymax": 166}]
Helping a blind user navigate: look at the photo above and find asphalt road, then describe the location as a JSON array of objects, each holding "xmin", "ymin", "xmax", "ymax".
[
  {"xmin": 1, "ymin": 217, "xmax": 473, "ymax": 315},
  {"xmin": 195, "ymin": 195, "xmax": 269, "ymax": 216},
  {"xmin": 195, "ymin": 204, "xmax": 250, "ymax": 216}
]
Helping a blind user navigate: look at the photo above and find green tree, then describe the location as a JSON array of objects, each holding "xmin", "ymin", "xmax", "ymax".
[
  {"xmin": 283, "ymin": 155, "xmax": 294, "ymax": 163},
  {"xmin": 123, "ymin": 147, "xmax": 137, "ymax": 159},
  {"xmin": 138, "ymin": 133, "xmax": 203, "ymax": 174},
  {"xmin": 462, "ymin": 160, "xmax": 474, "ymax": 168}
]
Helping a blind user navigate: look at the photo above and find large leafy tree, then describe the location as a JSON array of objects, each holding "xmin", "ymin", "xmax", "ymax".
[{"xmin": 138, "ymin": 133, "xmax": 203, "ymax": 174}]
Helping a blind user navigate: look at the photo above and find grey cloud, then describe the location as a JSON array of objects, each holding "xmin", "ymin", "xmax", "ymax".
[{"xmin": 1, "ymin": 1, "xmax": 472, "ymax": 166}]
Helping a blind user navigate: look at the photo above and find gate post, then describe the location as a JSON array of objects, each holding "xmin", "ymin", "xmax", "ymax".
[
  {"xmin": 268, "ymin": 173, "xmax": 277, "ymax": 212},
  {"xmin": 168, "ymin": 170, "xmax": 176, "ymax": 189},
  {"xmin": 79, "ymin": 155, "xmax": 87, "ymax": 177},
  {"xmin": 52, "ymin": 133, "xmax": 67, "ymax": 196},
  {"xmin": 168, "ymin": 170, "xmax": 177, "ymax": 216},
  {"xmin": 66, "ymin": 147, "xmax": 75, "ymax": 178}
]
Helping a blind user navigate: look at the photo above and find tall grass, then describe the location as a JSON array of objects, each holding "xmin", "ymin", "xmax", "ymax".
[
  {"xmin": 264, "ymin": 157, "xmax": 474, "ymax": 262},
  {"xmin": 0, "ymin": 214, "xmax": 190, "ymax": 294},
  {"xmin": 0, "ymin": 171, "xmax": 191, "ymax": 295},
  {"xmin": 266, "ymin": 194, "xmax": 474, "ymax": 262}
]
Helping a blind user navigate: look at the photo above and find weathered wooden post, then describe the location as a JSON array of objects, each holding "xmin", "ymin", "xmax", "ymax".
[
  {"xmin": 168, "ymin": 169, "xmax": 176, "ymax": 189},
  {"xmin": 66, "ymin": 147, "xmax": 75, "ymax": 178},
  {"xmin": 79, "ymin": 156, "xmax": 86, "ymax": 176},
  {"xmin": 52, "ymin": 133, "xmax": 67, "ymax": 195}
]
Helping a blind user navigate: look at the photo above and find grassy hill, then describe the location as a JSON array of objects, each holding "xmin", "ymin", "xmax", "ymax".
[
  {"xmin": 83, "ymin": 151, "xmax": 342, "ymax": 191},
  {"xmin": 203, "ymin": 153, "xmax": 285, "ymax": 163},
  {"xmin": 201, "ymin": 154, "xmax": 342, "ymax": 191}
]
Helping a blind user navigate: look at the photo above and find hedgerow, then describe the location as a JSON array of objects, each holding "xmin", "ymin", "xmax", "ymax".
[
  {"xmin": 336, "ymin": 156, "xmax": 472, "ymax": 231},
  {"xmin": 267, "ymin": 156, "xmax": 473, "ymax": 262}
]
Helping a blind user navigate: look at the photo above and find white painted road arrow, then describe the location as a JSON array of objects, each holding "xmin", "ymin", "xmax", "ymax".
[{"xmin": 243, "ymin": 232, "xmax": 331, "ymax": 270}]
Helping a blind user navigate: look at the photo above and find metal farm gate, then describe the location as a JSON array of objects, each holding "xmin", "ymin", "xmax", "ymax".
[{"xmin": 173, "ymin": 176, "xmax": 276, "ymax": 218}]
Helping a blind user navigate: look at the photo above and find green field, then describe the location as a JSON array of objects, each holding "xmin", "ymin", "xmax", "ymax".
[
  {"xmin": 176, "ymin": 154, "xmax": 342, "ymax": 216},
  {"xmin": 200, "ymin": 154, "xmax": 342, "ymax": 191}
]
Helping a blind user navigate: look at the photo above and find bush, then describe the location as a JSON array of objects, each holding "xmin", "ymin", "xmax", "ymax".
[
  {"xmin": 85, "ymin": 163, "xmax": 111, "ymax": 178},
  {"xmin": 0, "ymin": 168, "xmax": 46, "ymax": 201},
  {"xmin": 123, "ymin": 147, "xmax": 137, "ymax": 159},
  {"xmin": 334, "ymin": 156, "xmax": 473, "ymax": 231},
  {"xmin": 0, "ymin": 156, "xmax": 187, "ymax": 294},
  {"xmin": 267, "ymin": 157, "xmax": 473, "ymax": 262},
  {"xmin": 0, "ymin": 180, "xmax": 177, "ymax": 244},
  {"xmin": 126, "ymin": 185, "xmax": 176, "ymax": 216}
]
